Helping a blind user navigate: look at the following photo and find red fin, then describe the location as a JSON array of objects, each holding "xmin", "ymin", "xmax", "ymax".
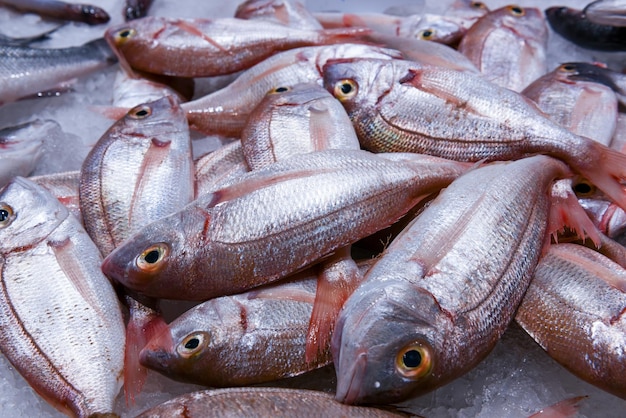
[
  {"xmin": 172, "ymin": 19, "xmax": 229, "ymax": 53},
  {"xmin": 548, "ymin": 179, "xmax": 601, "ymax": 249},
  {"xmin": 305, "ymin": 247, "xmax": 363, "ymax": 363},
  {"xmin": 123, "ymin": 297, "xmax": 168, "ymax": 404},
  {"xmin": 318, "ymin": 27, "xmax": 371, "ymax": 43},
  {"xmin": 528, "ymin": 395, "xmax": 587, "ymax": 418}
]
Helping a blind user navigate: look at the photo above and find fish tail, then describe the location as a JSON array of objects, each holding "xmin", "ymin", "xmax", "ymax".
[{"xmin": 570, "ymin": 140, "xmax": 626, "ymax": 213}]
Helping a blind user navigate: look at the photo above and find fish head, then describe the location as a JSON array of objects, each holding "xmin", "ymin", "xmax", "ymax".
[
  {"xmin": 492, "ymin": 5, "xmax": 548, "ymax": 44},
  {"xmin": 118, "ymin": 96, "xmax": 185, "ymax": 139},
  {"xmin": 332, "ymin": 278, "xmax": 446, "ymax": 405},
  {"xmin": 0, "ymin": 177, "xmax": 68, "ymax": 254}
]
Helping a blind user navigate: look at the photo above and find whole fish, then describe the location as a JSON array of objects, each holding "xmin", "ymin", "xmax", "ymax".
[
  {"xmin": 584, "ymin": 0, "xmax": 626, "ymax": 26},
  {"xmin": 104, "ymin": 16, "xmax": 370, "ymax": 77},
  {"xmin": 322, "ymin": 58, "xmax": 626, "ymax": 212},
  {"xmin": 101, "ymin": 149, "xmax": 470, "ymax": 301},
  {"xmin": 458, "ymin": 5, "xmax": 548, "ymax": 92},
  {"xmin": 0, "ymin": 37, "xmax": 116, "ymax": 105},
  {"xmin": 516, "ymin": 243, "xmax": 626, "ymax": 399},
  {"xmin": 522, "ymin": 63, "xmax": 618, "ymax": 146},
  {"xmin": 332, "ymin": 155, "xmax": 589, "ymax": 405},
  {"xmin": 0, "ymin": 0, "xmax": 109, "ymax": 25},
  {"xmin": 135, "ymin": 387, "xmax": 409, "ymax": 418},
  {"xmin": 241, "ymin": 82, "xmax": 360, "ymax": 170},
  {"xmin": 182, "ymin": 44, "xmax": 402, "ymax": 138},
  {"xmin": 139, "ymin": 262, "xmax": 371, "ymax": 387},
  {"xmin": 545, "ymin": 6, "xmax": 626, "ymax": 51},
  {"xmin": 234, "ymin": 0, "xmax": 323, "ymax": 30},
  {"xmin": 0, "ymin": 119, "xmax": 55, "ymax": 188},
  {"xmin": 0, "ymin": 177, "xmax": 125, "ymax": 417},
  {"xmin": 79, "ymin": 96, "xmax": 194, "ymax": 257}
]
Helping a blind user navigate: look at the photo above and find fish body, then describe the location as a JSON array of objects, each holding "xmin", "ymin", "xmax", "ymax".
[
  {"xmin": 522, "ymin": 63, "xmax": 618, "ymax": 146},
  {"xmin": 79, "ymin": 96, "xmax": 194, "ymax": 257},
  {"xmin": 136, "ymin": 387, "xmax": 408, "ymax": 418},
  {"xmin": 332, "ymin": 155, "xmax": 572, "ymax": 404},
  {"xmin": 0, "ymin": 0, "xmax": 109, "ymax": 25},
  {"xmin": 0, "ymin": 119, "xmax": 55, "ymax": 188},
  {"xmin": 234, "ymin": 0, "xmax": 322, "ymax": 30},
  {"xmin": 105, "ymin": 16, "xmax": 369, "ymax": 77},
  {"xmin": 194, "ymin": 140, "xmax": 249, "ymax": 197},
  {"xmin": 0, "ymin": 177, "xmax": 125, "ymax": 417},
  {"xmin": 458, "ymin": 5, "xmax": 547, "ymax": 92},
  {"xmin": 323, "ymin": 58, "xmax": 626, "ymax": 211},
  {"xmin": 545, "ymin": 6, "xmax": 626, "ymax": 51},
  {"xmin": 0, "ymin": 37, "xmax": 116, "ymax": 105},
  {"xmin": 516, "ymin": 243, "xmax": 626, "ymax": 399},
  {"xmin": 101, "ymin": 149, "xmax": 470, "ymax": 300},
  {"xmin": 182, "ymin": 44, "xmax": 402, "ymax": 137}
]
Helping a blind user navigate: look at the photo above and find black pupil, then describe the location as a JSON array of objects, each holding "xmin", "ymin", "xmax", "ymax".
[
  {"xmin": 562, "ymin": 64, "xmax": 575, "ymax": 71},
  {"xmin": 120, "ymin": 29, "xmax": 132, "ymax": 38},
  {"xmin": 422, "ymin": 30, "xmax": 433, "ymax": 37},
  {"xmin": 512, "ymin": 7, "xmax": 523, "ymax": 14},
  {"xmin": 340, "ymin": 83, "xmax": 353, "ymax": 94},
  {"xmin": 275, "ymin": 87, "xmax": 288, "ymax": 93},
  {"xmin": 0, "ymin": 209, "xmax": 8, "ymax": 222},
  {"xmin": 403, "ymin": 349, "xmax": 422, "ymax": 368},
  {"xmin": 184, "ymin": 338, "xmax": 200, "ymax": 349},
  {"xmin": 144, "ymin": 249, "xmax": 160, "ymax": 264},
  {"xmin": 574, "ymin": 182, "xmax": 592, "ymax": 195},
  {"xmin": 135, "ymin": 109, "xmax": 149, "ymax": 117}
]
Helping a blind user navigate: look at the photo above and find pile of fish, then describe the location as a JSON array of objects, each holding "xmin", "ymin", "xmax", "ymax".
[{"xmin": 1, "ymin": 0, "xmax": 626, "ymax": 417}]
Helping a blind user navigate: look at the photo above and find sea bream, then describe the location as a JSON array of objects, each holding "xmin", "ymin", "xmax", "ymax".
[
  {"xmin": 323, "ymin": 58, "xmax": 626, "ymax": 212},
  {"xmin": 332, "ymin": 155, "xmax": 596, "ymax": 405},
  {"xmin": 101, "ymin": 149, "xmax": 470, "ymax": 301}
]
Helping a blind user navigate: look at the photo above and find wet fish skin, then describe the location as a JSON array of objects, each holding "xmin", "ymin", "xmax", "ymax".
[
  {"xmin": 545, "ymin": 6, "xmax": 626, "ymax": 51},
  {"xmin": 101, "ymin": 149, "xmax": 470, "ymax": 300},
  {"xmin": 182, "ymin": 44, "xmax": 402, "ymax": 138},
  {"xmin": 124, "ymin": 0, "xmax": 153, "ymax": 21},
  {"xmin": 0, "ymin": 0, "xmax": 110, "ymax": 25},
  {"xmin": 194, "ymin": 140, "xmax": 249, "ymax": 197},
  {"xmin": 79, "ymin": 95, "xmax": 194, "ymax": 257},
  {"xmin": 234, "ymin": 0, "xmax": 322, "ymax": 30},
  {"xmin": 105, "ymin": 16, "xmax": 369, "ymax": 78},
  {"xmin": 0, "ymin": 177, "xmax": 125, "ymax": 417},
  {"xmin": 332, "ymin": 156, "xmax": 572, "ymax": 405},
  {"xmin": 0, "ymin": 37, "xmax": 116, "ymax": 105},
  {"xmin": 516, "ymin": 243, "xmax": 626, "ymax": 399},
  {"xmin": 522, "ymin": 63, "xmax": 618, "ymax": 146},
  {"xmin": 135, "ymin": 387, "xmax": 409, "ymax": 418},
  {"xmin": 322, "ymin": 57, "xmax": 626, "ymax": 211},
  {"xmin": 584, "ymin": 0, "xmax": 626, "ymax": 27},
  {"xmin": 241, "ymin": 82, "xmax": 360, "ymax": 170},
  {"xmin": 458, "ymin": 5, "xmax": 547, "ymax": 92},
  {"xmin": 0, "ymin": 119, "xmax": 56, "ymax": 188},
  {"xmin": 30, "ymin": 170, "xmax": 82, "ymax": 222}
]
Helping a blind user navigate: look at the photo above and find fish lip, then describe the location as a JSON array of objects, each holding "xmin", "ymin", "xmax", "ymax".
[
  {"xmin": 101, "ymin": 252, "xmax": 128, "ymax": 284},
  {"xmin": 335, "ymin": 351, "xmax": 367, "ymax": 405}
]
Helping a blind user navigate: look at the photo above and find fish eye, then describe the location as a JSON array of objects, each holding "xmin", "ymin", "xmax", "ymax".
[
  {"xmin": 0, "ymin": 203, "xmax": 14, "ymax": 228},
  {"xmin": 508, "ymin": 5, "xmax": 525, "ymax": 16},
  {"xmin": 136, "ymin": 243, "xmax": 169, "ymax": 273},
  {"xmin": 177, "ymin": 332, "xmax": 209, "ymax": 358},
  {"xmin": 128, "ymin": 104, "xmax": 152, "ymax": 119},
  {"xmin": 270, "ymin": 86, "xmax": 291, "ymax": 94},
  {"xmin": 572, "ymin": 179, "xmax": 596, "ymax": 197},
  {"xmin": 418, "ymin": 28, "xmax": 435, "ymax": 41},
  {"xmin": 395, "ymin": 341, "xmax": 433, "ymax": 379},
  {"xmin": 114, "ymin": 28, "xmax": 136, "ymax": 43},
  {"xmin": 470, "ymin": 1, "xmax": 486, "ymax": 9},
  {"xmin": 558, "ymin": 63, "xmax": 577, "ymax": 73},
  {"xmin": 333, "ymin": 79, "xmax": 358, "ymax": 101}
]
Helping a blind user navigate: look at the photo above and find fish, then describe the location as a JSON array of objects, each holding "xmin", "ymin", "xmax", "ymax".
[
  {"xmin": 515, "ymin": 243, "xmax": 626, "ymax": 399},
  {"xmin": 545, "ymin": 6, "xmax": 626, "ymax": 51},
  {"xmin": 182, "ymin": 44, "xmax": 402, "ymax": 138},
  {"xmin": 0, "ymin": 177, "xmax": 125, "ymax": 417},
  {"xmin": 124, "ymin": 0, "xmax": 153, "ymax": 21},
  {"xmin": 0, "ymin": 37, "xmax": 116, "ymax": 105},
  {"xmin": 0, "ymin": 0, "xmax": 109, "ymax": 25},
  {"xmin": 331, "ymin": 155, "xmax": 594, "ymax": 405},
  {"xmin": 30, "ymin": 170, "xmax": 82, "ymax": 221},
  {"xmin": 104, "ymin": 16, "xmax": 370, "ymax": 78},
  {"xmin": 194, "ymin": 140, "xmax": 249, "ymax": 197},
  {"xmin": 135, "ymin": 387, "xmax": 409, "ymax": 418},
  {"xmin": 322, "ymin": 58, "xmax": 626, "ymax": 212},
  {"xmin": 234, "ymin": 0, "xmax": 323, "ymax": 30},
  {"xmin": 557, "ymin": 62, "xmax": 626, "ymax": 108},
  {"xmin": 0, "ymin": 119, "xmax": 56, "ymax": 188},
  {"xmin": 139, "ymin": 261, "xmax": 371, "ymax": 387},
  {"xmin": 0, "ymin": 25, "xmax": 61, "ymax": 46},
  {"xmin": 584, "ymin": 0, "xmax": 626, "ymax": 26},
  {"xmin": 101, "ymin": 149, "xmax": 471, "ymax": 301},
  {"xmin": 458, "ymin": 5, "xmax": 548, "ymax": 92},
  {"xmin": 522, "ymin": 63, "xmax": 618, "ymax": 146}
]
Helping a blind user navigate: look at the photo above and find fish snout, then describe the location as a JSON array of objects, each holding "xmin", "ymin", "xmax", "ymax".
[{"xmin": 335, "ymin": 351, "xmax": 367, "ymax": 405}]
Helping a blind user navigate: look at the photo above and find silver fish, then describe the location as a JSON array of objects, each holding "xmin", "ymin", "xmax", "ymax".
[
  {"xmin": 0, "ymin": 177, "xmax": 125, "ymax": 417},
  {"xmin": 234, "ymin": 0, "xmax": 323, "ymax": 30},
  {"xmin": 30, "ymin": 170, "xmax": 82, "ymax": 222},
  {"xmin": 101, "ymin": 149, "xmax": 470, "ymax": 301},
  {"xmin": 332, "ymin": 156, "xmax": 582, "ymax": 404}
]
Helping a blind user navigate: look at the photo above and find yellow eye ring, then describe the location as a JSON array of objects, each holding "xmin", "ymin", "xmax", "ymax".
[
  {"xmin": 572, "ymin": 179, "xmax": 596, "ymax": 197},
  {"xmin": 508, "ymin": 5, "xmax": 525, "ymax": 16},
  {"xmin": 0, "ymin": 203, "xmax": 14, "ymax": 228},
  {"xmin": 470, "ymin": 1, "xmax": 486, "ymax": 9},
  {"xmin": 333, "ymin": 79, "xmax": 358, "ymax": 101},
  {"xmin": 136, "ymin": 243, "xmax": 169, "ymax": 273},
  {"xmin": 418, "ymin": 28, "xmax": 435, "ymax": 40},
  {"xmin": 395, "ymin": 341, "xmax": 433, "ymax": 379},
  {"xmin": 177, "ymin": 332, "xmax": 209, "ymax": 358},
  {"xmin": 128, "ymin": 104, "xmax": 152, "ymax": 119},
  {"xmin": 269, "ymin": 86, "xmax": 291, "ymax": 94},
  {"xmin": 114, "ymin": 28, "xmax": 136, "ymax": 45},
  {"xmin": 558, "ymin": 63, "xmax": 577, "ymax": 73}
]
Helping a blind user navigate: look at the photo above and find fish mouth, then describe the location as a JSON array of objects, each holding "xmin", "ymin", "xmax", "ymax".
[{"xmin": 335, "ymin": 351, "xmax": 367, "ymax": 405}]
